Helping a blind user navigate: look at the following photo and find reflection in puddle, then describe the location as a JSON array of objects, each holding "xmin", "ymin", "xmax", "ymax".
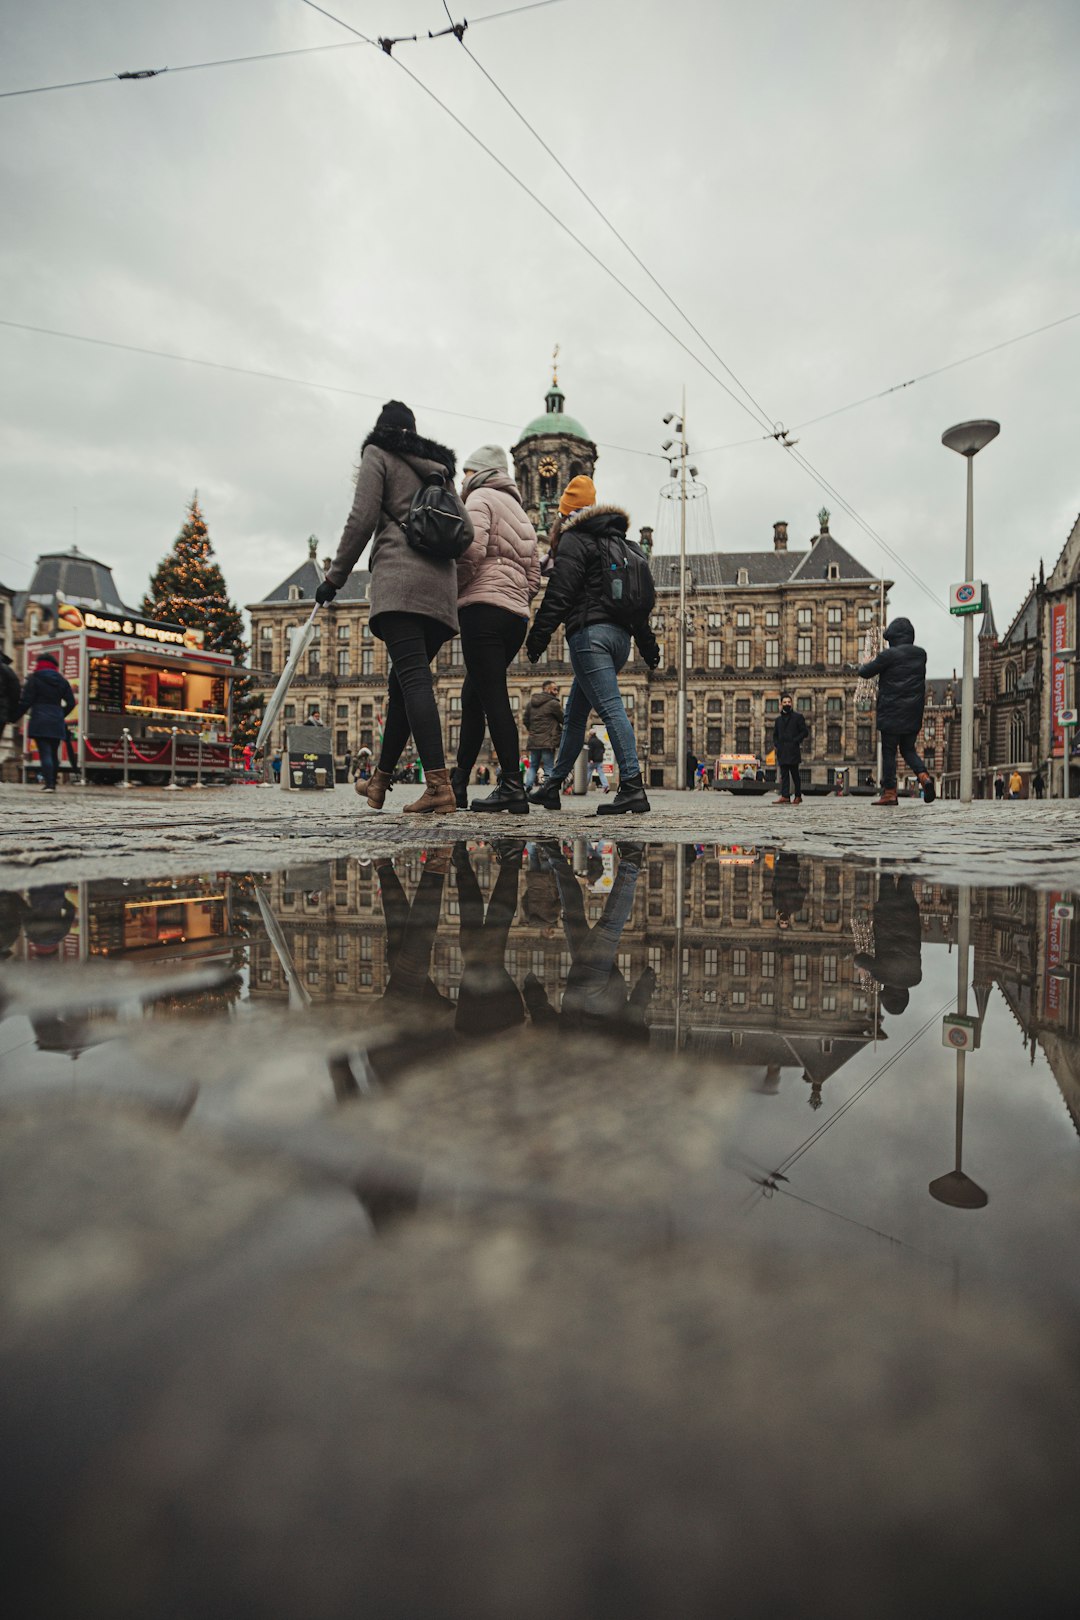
[{"xmin": 2, "ymin": 842, "xmax": 1079, "ymax": 1311}]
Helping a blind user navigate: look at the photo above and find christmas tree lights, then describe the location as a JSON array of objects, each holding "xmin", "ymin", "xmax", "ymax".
[{"xmin": 143, "ymin": 495, "xmax": 262, "ymax": 743}]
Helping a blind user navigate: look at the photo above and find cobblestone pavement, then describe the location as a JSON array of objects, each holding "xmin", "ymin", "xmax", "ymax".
[{"xmin": 3, "ymin": 780, "xmax": 1080, "ymax": 889}]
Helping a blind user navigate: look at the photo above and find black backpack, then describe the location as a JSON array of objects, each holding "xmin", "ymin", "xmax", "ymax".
[
  {"xmin": 599, "ymin": 532, "xmax": 655, "ymax": 626},
  {"xmin": 402, "ymin": 469, "xmax": 471, "ymax": 562}
]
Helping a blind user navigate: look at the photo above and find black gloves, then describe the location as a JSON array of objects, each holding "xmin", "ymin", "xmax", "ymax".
[
  {"xmin": 640, "ymin": 635, "xmax": 661, "ymax": 669},
  {"xmin": 315, "ymin": 578, "xmax": 338, "ymax": 606},
  {"xmin": 525, "ymin": 639, "xmax": 543, "ymax": 665}
]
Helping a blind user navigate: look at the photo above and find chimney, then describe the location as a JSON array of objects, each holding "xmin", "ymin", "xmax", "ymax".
[
  {"xmin": 773, "ymin": 521, "xmax": 789, "ymax": 551},
  {"xmin": 639, "ymin": 525, "xmax": 654, "ymax": 557}
]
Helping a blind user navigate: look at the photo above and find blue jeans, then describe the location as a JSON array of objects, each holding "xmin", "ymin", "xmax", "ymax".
[
  {"xmin": 35, "ymin": 737, "xmax": 61, "ymax": 789},
  {"xmin": 553, "ymin": 623, "xmax": 640, "ymax": 781},
  {"xmin": 523, "ymin": 748, "xmax": 555, "ymax": 790}
]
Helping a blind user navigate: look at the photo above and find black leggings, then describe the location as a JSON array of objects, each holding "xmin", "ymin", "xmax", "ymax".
[
  {"xmin": 375, "ymin": 612, "xmax": 450, "ymax": 774},
  {"xmin": 457, "ymin": 603, "xmax": 527, "ymax": 780}
]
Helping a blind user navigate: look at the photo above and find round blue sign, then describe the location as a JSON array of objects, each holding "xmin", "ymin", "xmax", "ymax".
[{"xmin": 957, "ymin": 584, "xmax": 975, "ymax": 603}]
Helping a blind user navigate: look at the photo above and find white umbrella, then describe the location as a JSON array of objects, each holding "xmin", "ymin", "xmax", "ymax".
[{"xmin": 255, "ymin": 603, "xmax": 320, "ymax": 754}]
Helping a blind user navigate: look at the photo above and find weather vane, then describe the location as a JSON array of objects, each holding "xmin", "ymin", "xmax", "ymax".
[{"xmin": 552, "ymin": 342, "xmax": 560, "ymax": 388}]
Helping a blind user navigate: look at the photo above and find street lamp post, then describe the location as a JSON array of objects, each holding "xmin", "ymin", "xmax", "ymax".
[
  {"xmin": 942, "ymin": 420, "xmax": 1000, "ymax": 804},
  {"xmin": 662, "ymin": 394, "xmax": 703, "ymax": 792}
]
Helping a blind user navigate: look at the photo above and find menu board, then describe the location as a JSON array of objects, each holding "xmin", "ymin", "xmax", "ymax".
[{"xmin": 88, "ymin": 658, "xmax": 124, "ymax": 714}]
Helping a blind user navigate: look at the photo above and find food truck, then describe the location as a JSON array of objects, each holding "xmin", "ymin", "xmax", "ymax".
[{"xmin": 23, "ymin": 602, "xmax": 241, "ymax": 784}]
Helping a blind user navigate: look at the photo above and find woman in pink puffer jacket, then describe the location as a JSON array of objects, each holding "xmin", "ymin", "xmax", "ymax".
[{"xmin": 451, "ymin": 444, "xmax": 541, "ymax": 812}]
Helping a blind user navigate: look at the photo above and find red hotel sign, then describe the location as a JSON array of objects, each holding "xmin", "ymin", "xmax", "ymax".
[
  {"xmin": 1051, "ymin": 601, "xmax": 1068, "ymax": 757},
  {"xmin": 1044, "ymin": 891, "xmax": 1063, "ymax": 1020}
]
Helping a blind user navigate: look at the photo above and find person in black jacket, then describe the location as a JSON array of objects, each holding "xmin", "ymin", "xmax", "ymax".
[
  {"xmin": 857, "ymin": 616, "xmax": 935, "ymax": 806},
  {"xmin": 525, "ymin": 478, "xmax": 659, "ymax": 816},
  {"xmin": 853, "ymin": 873, "xmax": 922, "ymax": 1015},
  {"xmin": 772, "ymin": 695, "xmax": 809, "ymax": 804},
  {"xmin": 0, "ymin": 651, "xmax": 21, "ymax": 747},
  {"xmin": 16, "ymin": 653, "xmax": 76, "ymax": 791}
]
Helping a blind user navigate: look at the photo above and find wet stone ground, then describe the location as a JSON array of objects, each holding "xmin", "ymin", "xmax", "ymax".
[{"xmin": 2, "ymin": 836, "xmax": 1080, "ymax": 1617}]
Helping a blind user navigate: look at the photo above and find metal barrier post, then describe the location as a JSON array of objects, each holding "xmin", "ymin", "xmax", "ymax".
[
  {"xmin": 163, "ymin": 727, "xmax": 181, "ymax": 790},
  {"xmin": 120, "ymin": 728, "xmax": 133, "ymax": 789},
  {"xmin": 194, "ymin": 734, "xmax": 205, "ymax": 789}
]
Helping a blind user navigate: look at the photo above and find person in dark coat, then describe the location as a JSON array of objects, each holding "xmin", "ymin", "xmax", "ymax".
[
  {"xmin": 853, "ymin": 873, "xmax": 923, "ymax": 1015},
  {"xmin": 1032, "ymin": 769, "xmax": 1045, "ymax": 800},
  {"xmin": 16, "ymin": 653, "xmax": 76, "ymax": 791},
  {"xmin": 770, "ymin": 851, "xmax": 807, "ymax": 928},
  {"xmin": 525, "ymin": 478, "xmax": 660, "ymax": 816},
  {"xmin": 857, "ymin": 616, "xmax": 935, "ymax": 806},
  {"xmin": 772, "ymin": 695, "xmax": 809, "ymax": 804},
  {"xmin": 522, "ymin": 681, "xmax": 563, "ymax": 790},
  {"xmin": 0, "ymin": 651, "xmax": 21, "ymax": 746}
]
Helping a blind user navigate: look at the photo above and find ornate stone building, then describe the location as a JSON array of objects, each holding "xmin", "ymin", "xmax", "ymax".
[{"xmin": 510, "ymin": 372, "xmax": 597, "ymax": 534}]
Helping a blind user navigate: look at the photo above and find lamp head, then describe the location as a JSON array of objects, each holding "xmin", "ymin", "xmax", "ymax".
[
  {"xmin": 942, "ymin": 419, "xmax": 1001, "ymax": 457},
  {"xmin": 661, "ymin": 438, "xmax": 673, "ymax": 451},
  {"xmin": 662, "ymin": 412, "xmax": 674, "ymax": 425}
]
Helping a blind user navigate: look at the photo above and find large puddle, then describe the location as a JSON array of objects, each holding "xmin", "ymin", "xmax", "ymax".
[{"xmin": 2, "ymin": 839, "xmax": 1078, "ymax": 1317}]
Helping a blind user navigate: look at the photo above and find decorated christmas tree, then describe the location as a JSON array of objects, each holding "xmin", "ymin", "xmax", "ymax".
[{"xmin": 143, "ymin": 495, "xmax": 262, "ymax": 743}]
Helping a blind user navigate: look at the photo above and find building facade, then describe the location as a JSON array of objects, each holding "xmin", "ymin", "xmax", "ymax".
[{"xmin": 249, "ymin": 386, "xmax": 891, "ymax": 786}]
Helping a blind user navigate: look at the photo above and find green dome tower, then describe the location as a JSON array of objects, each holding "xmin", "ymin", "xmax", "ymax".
[{"xmin": 511, "ymin": 354, "xmax": 597, "ymax": 534}]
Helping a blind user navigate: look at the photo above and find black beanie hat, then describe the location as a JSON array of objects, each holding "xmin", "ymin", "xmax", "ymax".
[{"xmin": 376, "ymin": 399, "xmax": 416, "ymax": 434}]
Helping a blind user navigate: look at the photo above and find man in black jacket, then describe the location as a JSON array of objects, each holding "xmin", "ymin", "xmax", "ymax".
[
  {"xmin": 0, "ymin": 652, "xmax": 21, "ymax": 747},
  {"xmin": 857, "ymin": 617, "xmax": 935, "ymax": 806},
  {"xmin": 525, "ymin": 482, "xmax": 659, "ymax": 816},
  {"xmin": 772, "ymin": 696, "xmax": 809, "ymax": 805}
]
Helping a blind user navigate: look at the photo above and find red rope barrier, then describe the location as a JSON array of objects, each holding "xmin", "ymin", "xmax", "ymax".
[{"xmin": 128, "ymin": 739, "xmax": 173, "ymax": 764}]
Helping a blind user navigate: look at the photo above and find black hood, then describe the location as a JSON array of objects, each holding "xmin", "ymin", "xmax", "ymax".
[
  {"xmin": 362, "ymin": 424, "xmax": 456, "ymax": 477},
  {"xmin": 884, "ymin": 617, "xmax": 915, "ymax": 646}
]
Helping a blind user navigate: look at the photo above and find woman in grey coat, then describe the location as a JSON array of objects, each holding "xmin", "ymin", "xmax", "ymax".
[{"xmin": 317, "ymin": 401, "xmax": 472, "ymax": 814}]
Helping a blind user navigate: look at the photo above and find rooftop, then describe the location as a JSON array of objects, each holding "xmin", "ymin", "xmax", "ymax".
[
  {"xmin": 516, "ymin": 383, "xmax": 592, "ymax": 447},
  {"xmin": 14, "ymin": 546, "xmax": 130, "ymax": 621}
]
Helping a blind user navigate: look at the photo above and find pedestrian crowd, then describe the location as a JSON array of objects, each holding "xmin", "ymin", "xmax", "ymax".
[{"xmin": 315, "ymin": 400, "xmax": 656, "ymax": 817}]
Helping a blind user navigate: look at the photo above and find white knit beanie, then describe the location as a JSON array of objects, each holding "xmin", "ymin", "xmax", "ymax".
[{"xmin": 463, "ymin": 443, "xmax": 509, "ymax": 474}]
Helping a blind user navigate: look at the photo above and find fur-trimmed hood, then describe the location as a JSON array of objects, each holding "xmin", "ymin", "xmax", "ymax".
[
  {"xmin": 559, "ymin": 502, "xmax": 630, "ymax": 536},
  {"xmin": 362, "ymin": 424, "xmax": 457, "ymax": 476}
]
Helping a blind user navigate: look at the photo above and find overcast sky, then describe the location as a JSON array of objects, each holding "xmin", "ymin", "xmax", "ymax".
[{"xmin": 2, "ymin": 0, "xmax": 1077, "ymax": 670}]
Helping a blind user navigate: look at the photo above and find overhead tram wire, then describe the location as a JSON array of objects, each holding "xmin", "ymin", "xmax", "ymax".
[
  {"xmin": 0, "ymin": 316, "xmax": 664, "ymax": 459},
  {"xmin": 0, "ymin": 0, "xmax": 557, "ymax": 99},
  {"xmin": 0, "ymin": 38, "xmax": 375, "ymax": 100},
  {"xmin": 439, "ymin": 15, "xmax": 951, "ymax": 609},
  {"xmin": 295, "ymin": 0, "xmax": 781, "ymax": 437}
]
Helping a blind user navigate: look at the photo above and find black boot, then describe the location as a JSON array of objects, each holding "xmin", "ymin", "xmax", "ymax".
[
  {"xmin": 450, "ymin": 767, "xmax": 468, "ymax": 810},
  {"xmin": 470, "ymin": 777, "xmax": 529, "ymax": 814},
  {"xmin": 597, "ymin": 774, "xmax": 651, "ymax": 815},
  {"xmin": 527, "ymin": 776, "xmax": 565, "ymax": 810}
]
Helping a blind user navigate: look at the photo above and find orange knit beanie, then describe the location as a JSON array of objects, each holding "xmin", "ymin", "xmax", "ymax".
[{"xmin": 559, "ymin": 475, "xmax": 596, "ymax": 516}]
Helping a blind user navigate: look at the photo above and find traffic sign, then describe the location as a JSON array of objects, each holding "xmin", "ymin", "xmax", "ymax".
[
  {"xmin": 942, "ymin": 1014, "xmax": 980, "ymax": 1051},
  {"xmin": 1053, "ymin": 902, "xmax": 1075, "ymax": 922},
  {"xmin": 1058, "ymin": 709, "xmax": 1078, "ymax": 727},
  {"xmin": 949, "ymin": 581, "xmax": 984, "ymax": 615}
]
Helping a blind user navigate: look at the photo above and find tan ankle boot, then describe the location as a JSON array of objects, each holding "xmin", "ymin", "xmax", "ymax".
[
  {"xmin": 403, "ymin": 768, "xmax": 458, "ymax": 815},
  {"xmin": 365, "ymin": 768, "xmax": 394, "ymax": 810}
]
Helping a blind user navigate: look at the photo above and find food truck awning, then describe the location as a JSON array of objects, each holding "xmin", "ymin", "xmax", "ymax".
[{"xmin": 86, "ymin": 647, "xmax": 252, "ymax": 677}]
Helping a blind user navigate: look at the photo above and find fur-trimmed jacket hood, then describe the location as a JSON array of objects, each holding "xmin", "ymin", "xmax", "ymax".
[{"xmin": 361, "ymin": 424, "xmax": 457, "ymax": 478}]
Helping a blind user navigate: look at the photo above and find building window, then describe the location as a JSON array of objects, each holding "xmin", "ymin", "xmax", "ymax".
[
  {"xmin": 827, "ymin": 723, "xmax": 842, "ymax": 755},
  {"xmin": 765, "ymin": 639, "xmax": 779, "ymax": 668},
  {"xmin": 826, "ymin": 634, "xmax": 842, "ymax": 666},
  {"xmin": 765, "ymin": 698, "xmax": 779, "ymax": 715},
  {"xmin": 797, "ymin": 635, "xmax": 811, "ymax": 665},
  {"xmin": 737, "ymin": 567, "xmax": 749, "ymax": 585},
  {"xmin": 827, "ymin": 606, "xmax": 843, "ymax": 625},
  {"xmin": 736, "ymin": 639, "xmax": 750, "ymax": 669},
  {"xmin": 335, "ymin": 729, "xmax": 348, "ymax": 755},
  {"xmin": 735, "ymin": 725, "xmax": 750, "ymax": 751},
  {"xmin": 260, "ymin": 624, "xmax": 273, "ymax": 641},
  {"xmin": 765, "ymin": 610, "xmax": 779, "ymax": 628},
  {"xmin": 796, "ymin": 696, "xmax": 812, "ymax": 714},
  {"xmin": 824, "ymin": 696, "xmax": 841, "ymax": 713},
  {"xmin": 797, "ymin": 607, "xmax": 813, "ymax": 625},
  {"xmin": 260, "ymin": 651, "xmax": 273, "ymax": 672},
  {"xmin": 735, "ymin": 610, "xmax": 750, "ymax": 628},
  {"xmin": 732, "ymin": 948, "xmax": 747, "ymax": 977},
  {"xmin": 708, "ymin": 611, "xmax": 723, "ymax": 629},
  {"xmin": 283, "ymin": 703, "xmax": 295, "ymax": 721},
  {"xmin": 650, "ymin": 726, "xmax": 665, "ymax": 754},
  {"xmin": 336, "ymin": 703, "xmax": 348, "ymax": 719},
  {"xmin": 858, "ymin": 605, "xmax": 874, "ymax": 625},
  {"xmin": 736, "ymin": 697, "xmax": 750, "ymax": 714},
  {"xmin": 288, "ymin": 584, "xmax": 301, "ymax": 601},
  {"xmin": 337, "ymin": 622, "xmax": 350, "ymax": 640},
  {"xmin": 708, "ymin": 640, "xmax": 723, "ymax": 669},
  {"xmin": 685, "ymin": 638, "xmax": 694, "ymax": 669},
  {"xmin": 793, "ymin": 953, "xmax": 808, "ymax": 981},
  {"xmin": 706, "ymin": 725, "xmax": 723, "ymax": 754},
  {"xmin": 308, "ymin": 650, "xmax": 320, "ymax": 675},
  {"xmin": 761, "ymin": 950, "xmax": 775, "ymax": 978},
  {"xmin": 361, "ymin": 648, "xmax": 374, "ymax": 676},
  {"xmin": 651, "ymin": 699, "xmax": 664, "ymax": 715},
  {"xmin": 337, "ymin": 649, "xmax": 349, "ymax": 677},
  {"xmin": 857, "ymin": 723, "xmax": 872, "ymax": 754}
]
